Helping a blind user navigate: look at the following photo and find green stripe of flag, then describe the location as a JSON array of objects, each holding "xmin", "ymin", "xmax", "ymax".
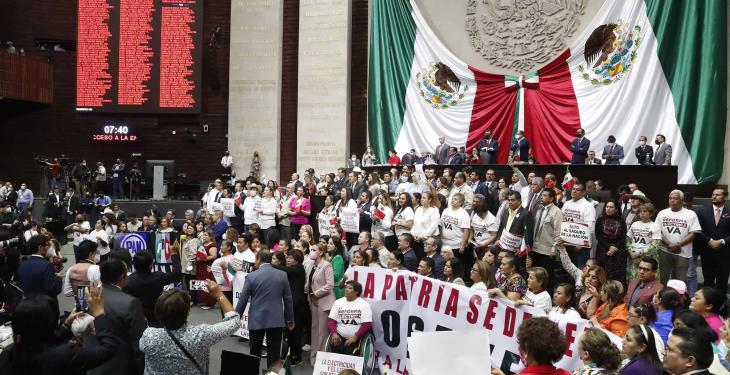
[
  {"xmin": 367, "ymin": 0, "xmax": 417, "ymax": 163},
  {"xmin": 645, "ymin": 0, "xmax": 727, "ymax": 183}
]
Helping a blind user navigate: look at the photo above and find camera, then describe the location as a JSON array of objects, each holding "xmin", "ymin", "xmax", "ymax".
[{"xmin": 0, "ymin": 238, "xmax": 18, "ymax": 248}]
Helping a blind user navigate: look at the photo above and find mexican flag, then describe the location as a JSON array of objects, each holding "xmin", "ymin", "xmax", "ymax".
[{"xmin": 367, "ymin": 0, "xmax": 726, "ymax": 184}]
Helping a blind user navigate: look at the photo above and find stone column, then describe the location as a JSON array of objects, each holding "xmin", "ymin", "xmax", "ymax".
[
  {"xmin": 228, "ymin": 0, "xmax": 283, "ymax": 182},
  {"xmin": 296, "ymin": 0, "xmax": 351, "ymax": 175}
]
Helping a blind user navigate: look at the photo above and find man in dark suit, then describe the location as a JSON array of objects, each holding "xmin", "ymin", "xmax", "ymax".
[
  {"xmin": 400, "ymin": 149, "xmax": 416, "ymax": 166},
  {"xmin": 446, "ymin": 147, "xmax": 464, "ymax": 165},
  {"xmin": 236, "ymin": 250, "xmax": 294, "ymax": 367},
  {"xmin": 89, "ymin": 259, "xmax": 147, "ymax": 375},
  {"xmin": 496, "ymin": 191, "xmax": 534, "ymax": 253},
  {"xmin": 601, "ymin": 135, "xmax": 624, "ymax": 165},
  {"xmin": 585, "ymin": 151, "xmax": 602, "ymax": 165},
  {"xmin": 510, "ymin": 130, "xmax": 530, "ymax": 162},
  {"xmin": 397, "ymin": 233, "xmax": 418, "ymax": 271},
  {"xmin": 625, "ymin": 256, "xmax": 664, "ymax": 307},
  {"xmin": 64, "ymin": 186, "xmax": 81, "ymax": 224},
  {"xmin": 348, "ymin": 171, "xmax": 366, "ymax": 198},
  {"xmin": 695, "ymin": 188, "xmax": 730, "ymax": 296},
  {"xmin": 635, "ymin": 135, "xmax": 654, "ymax": 165},
  {"xmin": 424, "ymin": 236, "xmax": 446, "ymax": 280},
  {"xmin": 16, "ymin": 234, "xmax": 62, "ymax": 310},
  {"xmin": 123, "ymin": 248, "xmax": 182, "ymax": 327},
  {"xmin": 663, "ymin": 327, "xmax": 714, "ymax": 375},
  {"xmin": 434, "ymin": 136, "xmax": 450, "ymax": 165},
  {"xmin": 478, "ymin": 130, "xmax": 499, "ymax": 164},
  {"xmin": 417, "ymin": 257, "xmax": 436, "ymax": 278},
  {"xmin": 569, "ymin": 128, "xmax": 590, "ymax": 165},
  {"xmin": 273, "ymin": 248, "xmax": 306, "ymax": 365}
]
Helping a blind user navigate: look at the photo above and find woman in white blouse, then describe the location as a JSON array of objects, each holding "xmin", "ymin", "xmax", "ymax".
[
  {"xmin": 317, "ymin": 194, "xmax": 337, "ymax": 237},
  {"xmin": 260, "ymin": 186, "xmax": 279, "ymax": 247},
  {"xmin": 440, "ymin": 193, "xmax": 471, "ymax": 254},
  {"xmin": 90, "ymin": 219, "xmax": 111, "ymax": 262},
  {"xmin": 335, "ymin": 188, "xmax": 357, "ymax": 218},
  {"xmin": 371, "ymin": 190, "xmax": 396, "ymax": 251},
  {"xmin": 392, "ymin": 192, "xmax": 414, "ymax": 237},
  {"xmin": 411, "ymin": 191, "xmax": 441, "ymax": 242},
  {"xmin": 469, "ymin": 260, "xmax": 495, "ymax": 292}
]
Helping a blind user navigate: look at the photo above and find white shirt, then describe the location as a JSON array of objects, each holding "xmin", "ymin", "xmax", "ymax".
[
  {"xmin": 561, "ymin": 197, "xmax": 597, "ymax": 233},
  {"xmin": 317, "ymin": 205, "xmax": 337, "ymax": 237},
  {"xmin": 412, "ymin": 206, "xmax": 441, "ymax": 239},
  {"xmin": 243, "ymin": 195, "xmax": 261, "ymax": 225},
  {"xmin": 206, "ymin": 188, "xmax": 224, "ymax": 213},
  {"xmin": 371, "ymin": 205, "xmax": 394, "ymax": 238},
  {"xmin": 220, "ymin": 155, "xmax": 234, "ymax": 168},
  {"xmin": 524, "ymin": 290, "xmax": 552, "ymax": 313},
  {"xmin": 127, "ymin": 221, "xmax": 142, "ymax": 232},
  {"xmin": 328, "ymin": 297, "xmax": 373, "ymax": 338},
  {"xmin": 471, "ymin": 212, "xmax": 498, "ymax": 247},
  {"xmin": 440, "ymin": 207, "xmax": 471, "ymax": 248},
  {"xmin": 259, "ymin": 197, "xmax": 277, "ymax": 229},
  {"xmin": 655, "ymin": 207, "xmax": 701, "ymax": 258},
  {"xmin": 71, "ymin": 221, "xmax": 91, "ymax": 246},
  {"xmin": 88, "ymin": 229, "xmax": 110, "ymax": 255},
  {"xmin": 548, "ymin": 306, "xmax": 582, "ymax": 321},
  {"xmin": 393, "ymin": 206, "xmax": 414, "ymax": 237},
  {"xmin": 628, "ymin": 220, "xmax": 662, "ymax": 252},
  {"xmin": 448, "ymin": 183, "xmax": 474, "ymax": 211},
  {"xmin": 470, "ymin": 281, "xmax": 488, "ymax": 293}
]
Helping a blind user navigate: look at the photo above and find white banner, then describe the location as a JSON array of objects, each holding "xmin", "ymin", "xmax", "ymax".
[
  {"xmin": 560, "ymin": 221, "xmax": 592, "ymax": 248},
  {"xmin": 345, "ymin": 267, "xmax": 597, "ymax": 375},
  {"xmin": 312, "ymin": 352, "xmax": 364, "ymax": 375},
  {"xmin": 498, "ymin": 231, "xmax": 523, "ymax": 251},
  {"xmin": 340, "ymin": 207, "xmax": 360, "ymax": 234},
  {"xmin": 230, "ymin": 252, "xmax": 257, "ymax": 339},
  {"xmin": 220, "ymin": 198, "xmax": 236, "ymax": 217}
]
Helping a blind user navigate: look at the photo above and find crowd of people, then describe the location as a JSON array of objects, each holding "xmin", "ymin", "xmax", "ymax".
[{"xmin": 0, "ymin": 149, "xmax": 727, "ymax": 374}]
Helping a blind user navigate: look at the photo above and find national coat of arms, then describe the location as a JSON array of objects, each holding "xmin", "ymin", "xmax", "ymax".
[
  {"xmin": 415, "ymin": 62, "xmax": 468, "ymax": 110},
  {"xmin": 579, "ymin": 21, "xmax": 642, "ymax": 85}
]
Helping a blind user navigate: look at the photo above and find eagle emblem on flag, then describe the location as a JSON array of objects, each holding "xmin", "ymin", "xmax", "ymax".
[
  {"xmin": 579, "ymin": 21, "xmax": 642, "ymax": 86},
  {"xmin": 415, "ymin": 62, "xmax": 468, "ymax": 109}
]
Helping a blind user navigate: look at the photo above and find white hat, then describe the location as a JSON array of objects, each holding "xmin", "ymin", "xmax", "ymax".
[
  {"xmin": 667, "ymin": 279, "xmax": 687, "ymax": 295},
  {"xmin": 103, "ymin": 208, "xmax": 113, "ymax": 215},
  {"xmin": 352, "ymin": 166, "xmax": 363, "ymax": 173}
]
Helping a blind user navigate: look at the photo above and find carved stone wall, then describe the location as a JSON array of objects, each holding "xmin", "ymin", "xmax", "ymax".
[{"xmin": 416, "ymin": 0, "xmax": 604, "ymax": 75}]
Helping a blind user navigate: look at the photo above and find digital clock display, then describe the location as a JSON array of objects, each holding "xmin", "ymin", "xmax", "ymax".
[{"xmin": 92, "ymin": 122, "xmax": 138, "ymax": 142}]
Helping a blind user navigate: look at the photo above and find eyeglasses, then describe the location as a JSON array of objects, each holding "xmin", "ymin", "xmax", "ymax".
[{"xmin": 637, "ymin": 267, "xmax": 652, "ymax": 272}]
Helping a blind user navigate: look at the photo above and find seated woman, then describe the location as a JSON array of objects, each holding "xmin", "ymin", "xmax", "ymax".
[
  {"xmin": 572, "ymin": 328, "xmax": 621, "ymax": 375},
  {"xmin": 689, "ymin": 287, "xmax": 725, "ymax": 341},
  {"xmin": 327, "ymin": 280, "xmax": 373, "ymax": 355},
  {"xmin": 515, "ymin": 266, "xmax": 552, "ymax": 313},
  {"xmin": 488, "ymin": 254, "xmax": 526, "ymax": 302},
  {"xmin": 591, "ymin": 280, "xmax": 629, "ymax": 337},
  {"xmin": 627, "ymin": 304, "xmax": 665, "ymax": 360},
  {"xmin": 618, "ymin": 325, "xmax": 663, "ymax": 375}
]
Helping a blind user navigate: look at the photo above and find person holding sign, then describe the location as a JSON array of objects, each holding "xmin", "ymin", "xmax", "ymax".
[
  {"xmin": 560, "ymin": 182, "xmax": 596, "ymax": 269},
  {"xmin": 289, "ymin": 186, "xmax": 311, "ymax": 241},
  {"xmin": 496, "ymin": 191, "xmax": 534, "ymax": 256},
  {"xmin": 327, "ymin": 280, "xmax": 373, "ymax": 356}
]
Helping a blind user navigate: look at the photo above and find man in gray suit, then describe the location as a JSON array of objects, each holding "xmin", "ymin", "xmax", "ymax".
[
  {"xmin": 653, "ymin": 134, "xmax": 672, "ymax": 165},
  {"xmin": 434, "ymin": 136, "xmax": 450, "ymax": 165},
  {"xmin": 236, "ymin": 250, "xmax": 294, "ymax": 367},
  {"xmin": 89, "ymin": 259, "xmax": 147, "ymax": 375}
]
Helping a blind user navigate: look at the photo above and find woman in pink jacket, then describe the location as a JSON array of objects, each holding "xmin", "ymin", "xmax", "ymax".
[{"xmin": 308, "ymin": 243, "xmax": 335, "ymax": 365}]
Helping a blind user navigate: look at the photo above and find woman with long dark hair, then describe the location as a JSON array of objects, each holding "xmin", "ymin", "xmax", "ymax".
[
  {"xmin": 327, "ymin": 236, "xmax": 346, "ymax": 299},
  {"xmin": 594, "ymin": 200, "xmax": 627, "ymax": 284},
  {"xmin": 652, "ymin": 286, "xmax": 683, "ymax": 343},
  {"xmin": 618, "ymin": 325, "xmax": 663, "ymax": 375},
  {"xmin": 549, "ymin": 283, "xmax": 581, "ymax": 321},
  {"xmin": 443, "ymin": 258, "xmax": 465, "ymax": 286}
]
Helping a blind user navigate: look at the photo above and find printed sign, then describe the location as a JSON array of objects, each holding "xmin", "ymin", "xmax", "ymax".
[
  {"xmin": 498, "ymin": 230, "xmax": 523, "ymax": 251},
  {"xmin": 340, "ymin": 207, "xmax": 360, "ymax": 234},
  {"xmin": 560, "ymin": 221, "xmax": 592, "ymax": 247},
  {"xmin": 312, "ymin": 352, "xmax": 364, "ymax": 375}
]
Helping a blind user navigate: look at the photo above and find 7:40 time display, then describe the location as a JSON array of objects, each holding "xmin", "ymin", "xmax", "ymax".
[{"xmin": 103, "ymin": 125, "xmax": 129, "ymax": 134}]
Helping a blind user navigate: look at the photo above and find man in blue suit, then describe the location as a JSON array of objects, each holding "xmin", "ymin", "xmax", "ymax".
[
  {"xmin": 601, "ymin": 135, "xmax": 624, "ymax": 165},
  {"xmin": 236, "ymin": 250, "xmax": 294, "ymax": 367},
  {"xmin": 446, "ymin": 147, "xmax": 464, "ymax": 165},
  {"xmin": 478, "ymin": 129, "xmax": 499, "ymax": 164},
  {"xmin": 16, "ymin": 234, "xmax": 62, "ymax": 313},
  {"xmin": 510, "ymin": 130, "xmax": 530, "ymax": 162},
  {"xmin": 696, "ymin": 188, "xmax": 730, "ymax": 297},
  {"xmin": 569, "ymin": 128, "xmax": 590, "ymax": 164}
]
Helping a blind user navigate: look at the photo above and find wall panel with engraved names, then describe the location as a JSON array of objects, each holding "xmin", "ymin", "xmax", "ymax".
[{"xmin": 76, "ymin": 0, "xmax": 203, "ymax": 113}]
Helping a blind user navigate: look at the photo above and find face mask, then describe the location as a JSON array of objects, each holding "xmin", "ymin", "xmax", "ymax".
[
  {"xmin": 351, "ymin": 157, "xmax": 356, "ymax": 160},
  {"xmin": 20, "ymin": 186, "xmax": 26, "ymax": 190},
  {"xmin": 639, "ymin": 141, "xmax": 645, "ymax": 146},
  {"xmin": 718, "ymin": 340, "xmax": 729, "ymax": 359},
  {"xmin": 308, "ymin": 251, "xmax": 319, "ymax": 260},
  {"xmin": 400, "ymin": 176, "xmax": 408, "ymax": 183},
  {"xmin": 77, "ymin": 219, "xmax": 83, "ymax": 223},
  {"xmin": 5, "ymin": 207, "xmax": 11, "ymax": 213},
  {"xmin": 66, "ymin": 193, "xmax": 71, "ymax": 197},
  {"xmin": 515, "ymin": 135, "xmax": 521, "ymax": 140},
  {"xmin": 655, "ymin": 139, "xmax": 660, "ymax": 145}
]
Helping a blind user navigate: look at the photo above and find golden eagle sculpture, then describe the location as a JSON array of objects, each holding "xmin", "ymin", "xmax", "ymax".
[
  {"xmin": 433, "ymin": 62, "xmax": 461, "ymax": 93},
  {"xmin": 584, "ymin": 23, "xmax": 619, "ymax": 68}
]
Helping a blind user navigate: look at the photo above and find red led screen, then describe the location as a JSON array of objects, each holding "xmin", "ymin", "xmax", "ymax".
[{"xmin": 76, "ymin": 0, "xmax": 203, "ymax": 113}]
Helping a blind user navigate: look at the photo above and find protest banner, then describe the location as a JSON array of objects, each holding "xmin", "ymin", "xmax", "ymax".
[
  {"xmin": 560, "ymin": 221, "xmax": 592, "ymax": 247},
  {"xmin": 340, "ymin": 207, "xmax": 360, "ymax": 233},
  {"xmin": 230, "ymin": 251, "xmax": 257, "ymax": 339},
  {"xmin": 408, "ymin": 329, "xmax": 491, "ymax": 375},
  {"xmin": 312, "ymin": 352, "xmax": 364, "ymax": 375},
  {"xmin": 498, "ymin": 230, "xmax": 523, "ymax": 251},
  {"xmin": 220, "ymin": 198, "xmax": 236, "ymax": 217},
  {"xmin": 345, "ymin": 267, "xmax": 600, "ymax": 375}
]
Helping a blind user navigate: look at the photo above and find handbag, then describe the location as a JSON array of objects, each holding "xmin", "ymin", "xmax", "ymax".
[{"xmin": 165, "ymin": 329, "xmax": 204, "ymax": 374}]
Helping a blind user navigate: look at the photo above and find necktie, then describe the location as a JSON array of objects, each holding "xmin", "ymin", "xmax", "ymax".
[
  {"xmin": 610, "ymin": 145, "xmax": 614, "ymax": 154},
  {"xmin": 534, "ymin": 207, "xmax": 544, "ymax": 236},
  {"xmin": 716, "ymin": 208, "xmax": 722, "ymax": 225}
]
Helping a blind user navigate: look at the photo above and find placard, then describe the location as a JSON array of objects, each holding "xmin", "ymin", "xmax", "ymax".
[
  {"xmin": 340, "ymin": 207, "xmax": 360, "ymax": 234},
  {"xmin": 408, "ymin": 329, "xmax": 491, "ymax": 375},
  {"xmin": 220, "ymin": 198, "xmax": 236, "ymax": 217},
  {"xmin": 498, "ymin": 230, "xmax": 523, "ymax": 251},
  {"xmin": 312, "ymin": 352, "xmax": 364, "ymax": 375},
  {"xmin": 560, "ymin": 221, "xmax": 592, "ymax": 247}
]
